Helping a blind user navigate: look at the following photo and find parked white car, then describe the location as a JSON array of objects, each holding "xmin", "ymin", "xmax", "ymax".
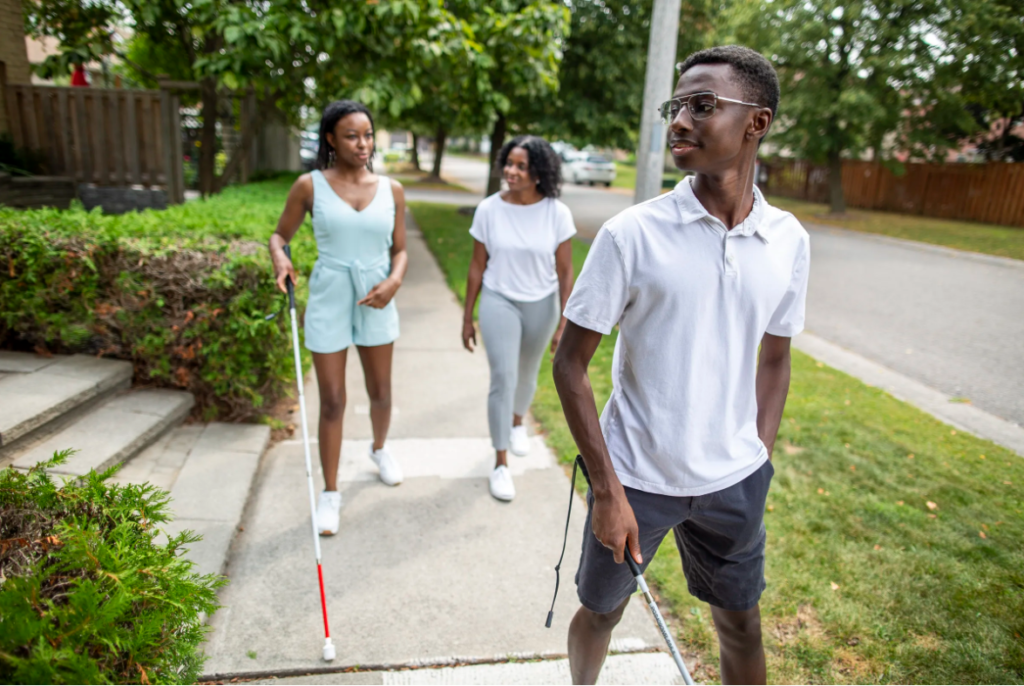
[{"xmin": 564, "ymin": 153, "xmax": 616, "ymax": 186}]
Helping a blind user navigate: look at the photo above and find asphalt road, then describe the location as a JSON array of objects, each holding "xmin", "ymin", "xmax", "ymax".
[
  {"xmin": 434, "ymin": 154, "xmax": 1024, "ymax": 427},
  {"xmin": 803, "ymin": 228, "xmax": 1024, "ymax": 426}
]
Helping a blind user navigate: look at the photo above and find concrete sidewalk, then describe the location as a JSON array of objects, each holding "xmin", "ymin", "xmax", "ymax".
[{"xmin": 202, "ymin": 216, "xmax": 664, "ymax": 681}]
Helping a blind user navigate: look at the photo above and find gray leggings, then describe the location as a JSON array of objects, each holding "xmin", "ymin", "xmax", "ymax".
[{"xmin": 479, "ymin": 286, "xmax": 561, "ymax": 451}]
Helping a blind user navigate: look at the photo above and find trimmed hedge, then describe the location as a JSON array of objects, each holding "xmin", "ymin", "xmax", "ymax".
[
  {"xmin": 0, "ymin": 452, "xmax": 223, "ymax": 684},
  {"xmin": 0, "ymin": 178, "xmax": 315, "ymax": 421}
]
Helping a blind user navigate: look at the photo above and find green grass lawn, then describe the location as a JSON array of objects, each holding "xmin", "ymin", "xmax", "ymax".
[
  {"xmin": 611, "ymin": 162, "xmax": 638, "ymax": 190},
  {"xmin": 409, "ymin": 200, "xmax": 1024, "ymax": 685},
  {"xmin": 767, "ymin": 196, "xmax": 1024, "ymax": 262},
  {"xmin": 612, "ymin": 162, "xmax": 685, "ymax": 192},
  {"xmin": 387, "ymin": 168, "xmax": 473, "ymax": 194}
]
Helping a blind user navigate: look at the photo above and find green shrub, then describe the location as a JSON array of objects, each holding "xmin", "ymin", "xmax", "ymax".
[
  {"xmin": 0, "ymin": 178, "xmax": 316, "ymax": 420},
  {"xmin": 0, "ymin": 451, "xmax": 223, "ymax": 684}
]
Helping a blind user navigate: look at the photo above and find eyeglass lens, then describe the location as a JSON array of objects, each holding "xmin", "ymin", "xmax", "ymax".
[{"xmin": 660, "ymin": 93, "xmax": 718, "ymax": 123}]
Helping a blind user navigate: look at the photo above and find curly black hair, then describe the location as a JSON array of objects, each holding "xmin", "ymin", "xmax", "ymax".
[
  {"xmin": 497, "ymin": 135, "xmax": 562, "ymax": 198},
  {"xmin": 316, "ymin": 99, "xmax": 375, "ymax": 171},
  {"xmin": 677, "ymin": 45, "xmax": 780, "ymax": 118}
]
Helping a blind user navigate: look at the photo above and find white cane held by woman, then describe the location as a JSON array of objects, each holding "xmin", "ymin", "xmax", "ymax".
[{"xmin": 283, "ymin": 244, "xmax": 336, "ymax": 662}]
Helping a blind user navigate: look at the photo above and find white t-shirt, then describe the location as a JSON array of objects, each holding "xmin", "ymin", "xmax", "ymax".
[
  {"xmin": 564, "ymin": 177, "xmax": 810, "ymax": 497},
  {"xmin": 469, "ymin": 193, "xmax": 577, "ymax": 302}
]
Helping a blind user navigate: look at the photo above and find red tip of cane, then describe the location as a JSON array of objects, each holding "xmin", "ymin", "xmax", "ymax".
[{"xmin": 317, "ymin": 563, "xmax": 330, "ymax": 639}]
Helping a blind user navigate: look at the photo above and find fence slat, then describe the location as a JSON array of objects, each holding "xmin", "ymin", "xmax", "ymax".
[
  {"xmin": 2, "ymin": 85, "xmax": 179, "ymax": 189},
  {"xmin": 169, "ymin": 93, "xmax": 184, "ymax": 202},
  {"xmin": 23, "ymin": 88, "xmax": 40, "ymax": 153},
  {"xmin": 56, "ymin": 89, "xmax": 72, "ymax": 177},
  {"xmin": 123, "ymin": 91, "xmax": 140, "ymax": 186},
  {"xmin": 1007, "ymin": 166, "xmax": 1024, "ymax": 227},
  {"xmin": 73, "ymin": 89, "xmax": 93, "ymax": 184},
  {"xmin": 764, "ymin": 159, "xmax": 1024, "ymax": 228},
  {"xmin": 109, "ymin": 90, "xmax": 125, "ymax": 186}
]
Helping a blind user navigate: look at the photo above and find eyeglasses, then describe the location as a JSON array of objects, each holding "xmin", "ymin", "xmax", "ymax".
[{"xmin": 658, "ymin": 91, "xmax": 764, "ymax": 124}]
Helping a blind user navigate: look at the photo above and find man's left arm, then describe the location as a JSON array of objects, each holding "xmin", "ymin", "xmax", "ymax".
[{"xmin": 756, "ymin": 333, "xmax": 792, "ymax": 458}]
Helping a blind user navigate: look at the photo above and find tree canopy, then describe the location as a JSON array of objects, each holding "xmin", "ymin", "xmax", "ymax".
[
  {"xmin": 532, "ymin": 0, "xmax": 719, "ymax": 151},
  {"xmin": 22, "ymin": 0, "xmax": 1021, "ymax": 204}
]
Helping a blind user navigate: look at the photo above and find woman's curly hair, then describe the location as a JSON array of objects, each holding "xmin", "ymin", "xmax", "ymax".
[{"xmin": 497, "ymin": 135, "xmax": 562, "ymax": 198}]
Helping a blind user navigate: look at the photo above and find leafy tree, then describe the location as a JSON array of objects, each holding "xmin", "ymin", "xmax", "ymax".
[
  {"xmin": 935, "ymin": 0, "xmax": 1024, "ymax": 161},
  {"xmin": 372, "ymin": 9, "xmax": 488, "ymax": 180},
  {"xmin": 729, "ymin": 0, "xmax": 971, "ymax": 213},
  {"xmin": 444, "ymin": 0, "xmax": 570, "ymax": 196},
  {"xmin": 22, "ymin": 0, "xmax": 471, "ymax": 195},
  {"xmin": 534, "ymin": 0, "xmax": 719, "ymax": 151},
  {"xmin": 22, "ymin": 0, "xmax": 121, "ymax": 79}
]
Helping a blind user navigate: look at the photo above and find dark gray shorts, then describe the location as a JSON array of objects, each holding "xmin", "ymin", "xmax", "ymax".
[{"xmin": 575, "ymin": 459, "xmax": 774, "ymax": 613}]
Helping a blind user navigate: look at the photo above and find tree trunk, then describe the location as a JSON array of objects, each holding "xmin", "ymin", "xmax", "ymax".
[
  {"xmin": 411, "ymin": 133, "xmax": 421, "ymax": 171},
  {"xmin": 486, "ymin": 113, "xmax": 507, "ymax": 197},
  {"xmin": 216, "ymin": 98, "xmax": 262, "ymax": 193},
  {"xmin": 198, "ymin": 78, "xmax": 219, "ymax": 197},
  {"xmin": 430, "ymin": 125, "xmax": 447, "ymax": 179},
  {"xmin": 828, "ymin": 149, "xmax": 846, "ymax": 215}
]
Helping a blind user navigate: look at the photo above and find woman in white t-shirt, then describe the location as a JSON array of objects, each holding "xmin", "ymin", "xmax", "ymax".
[{"xmin": 462, "ymin": 136, "xmax": 576, "ymax": 501}]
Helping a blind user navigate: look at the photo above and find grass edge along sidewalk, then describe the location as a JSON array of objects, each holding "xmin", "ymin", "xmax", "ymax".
[{"xmin": 409, "ymin": 200, "xmax": 1024, "ymax": 685}]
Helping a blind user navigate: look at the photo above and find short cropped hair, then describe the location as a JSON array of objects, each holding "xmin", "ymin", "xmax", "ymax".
[{"xmin": 677, "ymin": 46, "xmax": 780, "ymax": 117}]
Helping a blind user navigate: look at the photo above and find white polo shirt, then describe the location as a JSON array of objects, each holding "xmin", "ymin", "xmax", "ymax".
[{"xmin": 564, "ymin": 177, "xmax": 810, "ymax": 497}]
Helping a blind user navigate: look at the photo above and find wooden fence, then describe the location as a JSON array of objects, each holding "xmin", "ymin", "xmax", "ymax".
[
  {"xmin": 761, "ymin": 159, "xmax": 1024, "ymax": 228},
  {"xmin": 3, "ymin": 83, "xmax": 184, "ymax": 203}
]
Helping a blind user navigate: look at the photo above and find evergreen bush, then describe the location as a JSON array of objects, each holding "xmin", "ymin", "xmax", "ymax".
[
  {"xmin": 0, "ymin": 177, "xmax": 315, "ymax": 420},
  {"xmin": 0, "ymin": 452, "xmax": 224, "ymax": 684}
]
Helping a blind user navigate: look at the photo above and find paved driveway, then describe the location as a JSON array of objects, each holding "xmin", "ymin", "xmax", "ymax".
[{"xmin": 435, "ymin": 154, "xmax": 1024, "ymax": 427}]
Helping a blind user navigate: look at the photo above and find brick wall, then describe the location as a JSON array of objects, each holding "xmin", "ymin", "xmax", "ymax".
[{"xmin": 0, "ymin": 0, "xmax": 32, "ymax": 135}]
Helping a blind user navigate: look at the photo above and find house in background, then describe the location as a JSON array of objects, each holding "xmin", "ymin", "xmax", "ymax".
[{"xmin": 0, "ymin": 0, "xmax": 32, "ymax": 136}]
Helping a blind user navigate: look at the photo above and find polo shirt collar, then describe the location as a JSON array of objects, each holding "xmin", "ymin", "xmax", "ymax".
[{"xmin": 673, "ymin": 175, "xmax": 770, "ymax": 242}]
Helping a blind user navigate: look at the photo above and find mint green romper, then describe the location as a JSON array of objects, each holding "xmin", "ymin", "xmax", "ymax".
[{"xmin": 304, "ymin": 170, "xmax": 400, "ymax": 353}]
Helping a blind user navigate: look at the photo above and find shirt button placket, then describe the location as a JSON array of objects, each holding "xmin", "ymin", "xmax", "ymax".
[{"xmin": 724, "ymin": 233, "xmax": 737, "ymax": 277}]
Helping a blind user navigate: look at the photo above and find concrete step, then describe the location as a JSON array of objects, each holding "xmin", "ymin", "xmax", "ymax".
[
  {"xmin": 0, "ymin": 351, "xmax": 132, "ymax": 449},
  {"xmin": 4, "ymin": 388, "xmax": 194, "ymax": 475},
  {"xmin": 112, "ymin": 422, "xmax": 270, "ymax": 578}
]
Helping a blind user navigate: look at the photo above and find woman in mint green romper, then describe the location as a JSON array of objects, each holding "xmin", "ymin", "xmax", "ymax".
[
  {"xmin": 303, "ymin": 169, "xmax": 400, "ymax": 351},
  {"xmin": 269, "ymin": 100, "xmax": 408, "ymax": 536}
]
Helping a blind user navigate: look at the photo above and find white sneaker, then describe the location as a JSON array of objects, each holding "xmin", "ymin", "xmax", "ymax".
[
  {"xmin": 316, "ymin": 491, "xmax": 342, "ymax": 536},
  {"xmin": 370, "ymin": 444, "xmax": 403, "ymax": 486},
  {"xmin": 489, "ymin": 465, "xmax": 516, "ymax": 501},
  {"xmin": 509, "ymin": 425, "xmax": 530, "ymax": 457}
]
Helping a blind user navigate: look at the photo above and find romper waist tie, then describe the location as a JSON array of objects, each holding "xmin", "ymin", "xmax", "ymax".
[{"xmin": 314, "ymin": 253, "xmax": 392, "ymax": 330}]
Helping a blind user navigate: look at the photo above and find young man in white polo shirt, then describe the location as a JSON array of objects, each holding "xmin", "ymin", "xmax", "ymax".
[{"xmin": 553, "ymin": 46, "xmax": 809, "ymax": 685}]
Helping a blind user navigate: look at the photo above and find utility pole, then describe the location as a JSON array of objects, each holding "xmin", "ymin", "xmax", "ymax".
[{"xmin": 634, "ymin": 0, "xmax": 681, "ymax": 204}]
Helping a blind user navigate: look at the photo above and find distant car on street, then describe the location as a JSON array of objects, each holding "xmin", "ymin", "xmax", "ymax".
[
  {"xmin": 300, "ymin": 130, "xmax": 319, "ymax": 170},
  {"xmin": 550, "ymin": 141, "xmax": 578, "ymax": 162},
  {"xmin": 564, "ymin": 153, "xmax": 616, "ymax": 186}
]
